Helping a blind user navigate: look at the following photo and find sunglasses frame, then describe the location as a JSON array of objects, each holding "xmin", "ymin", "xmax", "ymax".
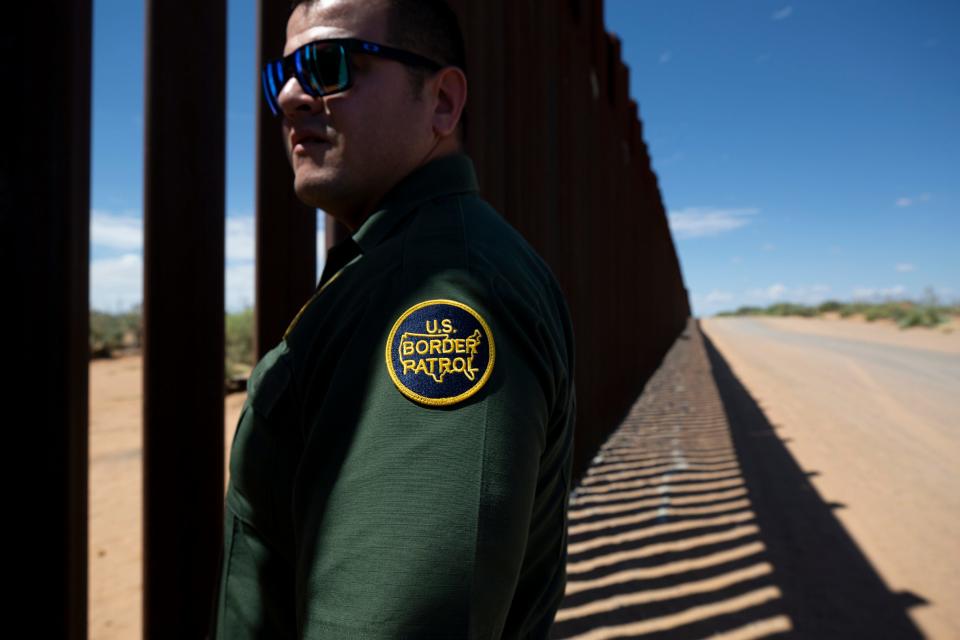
[{"xmin": 262, "ymin": 37, "xmax": 444, "ymax": 116}]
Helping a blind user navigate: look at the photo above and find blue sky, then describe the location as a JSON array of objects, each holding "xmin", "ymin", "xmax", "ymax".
[
  {"xmin": 90, "ymin": 1, "xmax": 959, "ymax": 316},
  {"xmin": 606, "ymin": 0, "xmax": 959, "ymax": 315}
]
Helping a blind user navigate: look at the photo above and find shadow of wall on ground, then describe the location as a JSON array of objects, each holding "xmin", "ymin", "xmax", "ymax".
[
  {"xmin": 700, "ymin": 327, "xmax": 926, "ymax": 638},
  {"xmin": 549, "ymin": 320, "xmax": 925, "ymax": 640}
]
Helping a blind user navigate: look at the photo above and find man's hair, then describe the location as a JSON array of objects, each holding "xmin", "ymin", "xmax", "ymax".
[{"xmin": 290, "ymin": 0, "xmax": 468, "ymax": 142}]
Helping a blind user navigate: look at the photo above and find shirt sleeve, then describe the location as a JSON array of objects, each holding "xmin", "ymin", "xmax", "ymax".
[{"xmin": 292, "ymin": 266, "xmax": 568, "ymax": 639}]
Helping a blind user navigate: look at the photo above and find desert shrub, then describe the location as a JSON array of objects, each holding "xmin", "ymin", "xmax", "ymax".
[
  {"xmin": 870, "ymin": 303, "xmax": 915, "ymax": 322},
  {"xmin": 226, "ymin": 308, "xmax": 255, "ymax": 378},
  {"xmin": 89, "ymin": 306, "xmax": 142, "ymax": 357},
  {"xmin": 838, "ymin": 303, "xmax": 867, "ymax": 318},
  {"xmin": 735, "ymin": 306, "xmax": 765, "ymax": 316},
  {"xmin": 897, "ymin": 307, "xmax": 945, "ymax": 329},
  {"xmin": 766, "ymin": 303, "xmax": 817, "ymax": 317},
  {"xmin": 713, "ymin": 294, "xmax": 958, "ymax": 330}
]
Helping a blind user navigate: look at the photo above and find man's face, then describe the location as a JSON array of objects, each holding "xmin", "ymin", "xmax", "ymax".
[{"xmin": 279, "ymin": 0, "xmax": 436, "ymax": 228}]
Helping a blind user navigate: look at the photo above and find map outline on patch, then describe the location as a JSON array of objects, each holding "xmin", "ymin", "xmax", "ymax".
[{"xmin": 385, "ymin": 298, "xmax": 496, "ymax": 407}]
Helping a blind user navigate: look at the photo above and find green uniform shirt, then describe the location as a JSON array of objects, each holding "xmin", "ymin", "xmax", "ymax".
[{"xmin": 210, "ymin": 153, "xmax": 576, "ymax": 639}]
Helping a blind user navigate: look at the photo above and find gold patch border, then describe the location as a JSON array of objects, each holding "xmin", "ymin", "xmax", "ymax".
[{"xmin": 384, "ymin": 298, "xmax": 496, "ymax": 407}]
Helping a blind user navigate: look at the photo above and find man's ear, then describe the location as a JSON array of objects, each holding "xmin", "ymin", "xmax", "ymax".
[{"xmin": 429, "ymin": 66, "xmax": 467, "ymax": 138}]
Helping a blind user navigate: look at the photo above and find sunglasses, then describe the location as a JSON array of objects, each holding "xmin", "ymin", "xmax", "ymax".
[{"xmin": 261, "ymin": 37, "xmax": 444, "ymax": 116}]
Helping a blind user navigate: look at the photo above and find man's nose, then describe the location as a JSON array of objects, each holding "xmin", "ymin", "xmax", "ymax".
[{"xmin": 276, "ymin": 76, "xmax": 321, "ymax": 117}]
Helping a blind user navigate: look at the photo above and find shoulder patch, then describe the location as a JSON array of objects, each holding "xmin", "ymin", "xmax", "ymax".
[{"xmin": 385, "ymin": 299, "xmax": 496, "ymax": 407}]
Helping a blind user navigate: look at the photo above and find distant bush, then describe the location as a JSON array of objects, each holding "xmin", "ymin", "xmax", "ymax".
[
  {"xmin": 862, "ymin": 302, "xmax": 925, "ymax": 323},
  {"xmin": 90, "ymin": 306, "xmax": 142, "ymax": 357},
  {"xmin": 864, "ymin": 305, "xmax": 891, "ymax": 322},
  {"xmin": 896, "ymin": 307, "xmax": 946, "ymax": 329},
  {"xmin": 767, "ymin": 303, "xmax": 817, "ymax": 317},
  {"xmin": 728, "ymin": 306, "xmax": 765, "ymax": 316},
  {"xmin": 226, "ymin": 308, "xmax": 255, "ymax": 378},
  {"xmin": 715, "ymin": 295, "xmax": 957, "ymax": 331},
  {"xmin": 839, "ymin": 303, "xmax": 867, "ymax": 318}
]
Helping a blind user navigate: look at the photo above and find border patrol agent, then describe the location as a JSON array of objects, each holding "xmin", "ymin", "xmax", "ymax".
[{"xmin": 209, "ymin": 1, "xmax": 576, "ymax": 637}]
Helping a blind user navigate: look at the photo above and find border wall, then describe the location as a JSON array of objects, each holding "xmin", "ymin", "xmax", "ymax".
[
  {"xmin": 8, "ymin": 0, "xmax": 688, "ymax": 636},
  {"xmin": 450, "ymin": 0, "xmax": 690, "ymax": 477}
]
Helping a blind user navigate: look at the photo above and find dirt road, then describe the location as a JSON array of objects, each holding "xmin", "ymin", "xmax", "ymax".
[{"xmin": 701, "ymin": 316, "xmax": 960, "ymax": 638}]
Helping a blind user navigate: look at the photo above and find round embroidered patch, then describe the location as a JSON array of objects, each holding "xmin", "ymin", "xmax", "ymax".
[{"xmin": 385, "ymin": 299, "xmax": 496, "ymax": 406}]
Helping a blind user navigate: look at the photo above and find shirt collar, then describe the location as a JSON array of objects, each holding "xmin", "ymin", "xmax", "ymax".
[{"xmin": 351, "ymin": 152, "xmax": 480, "ymax": 253}]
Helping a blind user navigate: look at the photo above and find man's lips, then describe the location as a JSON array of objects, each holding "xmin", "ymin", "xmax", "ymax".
[{"xmin": 290, "ymin": 130, "xmax": 331, "ymax": 151}]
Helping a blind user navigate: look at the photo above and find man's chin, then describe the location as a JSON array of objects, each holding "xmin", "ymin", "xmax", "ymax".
[{"xmin": 293, "ymin": 174, "xmax": 337, "ymax": 209}]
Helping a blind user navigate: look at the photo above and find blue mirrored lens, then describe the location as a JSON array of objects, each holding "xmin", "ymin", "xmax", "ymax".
[
  {"xmin": 300, "ymin": 42, "xmax": 349, "ymax": 95},
  {"xmin": 261, "ymin": 65, "xmax": 279, "ymax": 116},
  {"xmin": 262, "ymin": 41, "xmax": 354, "ymax": 116}
]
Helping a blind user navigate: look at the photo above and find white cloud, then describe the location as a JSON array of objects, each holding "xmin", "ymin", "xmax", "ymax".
[
  {"xmin": 668, "ymin": 207, "xmax": 759, "ymax": 239},
  {"xmin": 659, "ymin": 51, "xmax": 673, "ymax": 64},
  {"xmin": 896, "ymin": 192, "xmax": 932, "ymax": 207},
  {"xmin": 746, "ymin": 284, "xmax": 783, "ymax": 302},
  {"xmin": 697, "ymin": 284, "xmax": 838, "ymax": 316},
  {"xmin": 206, "ymin": 213, "xmax": 257, "ymax": 311},
  {"xmin": 696, "ymin": 284, "xmax": 835, "ymax": 316},
  {"xmin": 932, "ymin": 286, "xmax": 956, "ymax": 303},
  {"xmin": 93, "ymin": 210, "xmax": 260, "ymax": 262},
  {"xmin": 226, "ymin": 215, "xmax": 255, "ymax": 262},
  {"xmin": 895, "ymin": 263, "xmax": 916, "ymax": 273},
  {"xmin": 226, "ymin": 262, "xmax": 255, "ymax": 312},
  {"xmin": 799, "ymin": 284, "xmax": 832, "ymax": 302},
  {"xmin": 746, "ymin": 283, "xmax": 831, "ymax": 304},
  {"xmin": 768, "ymin": 283, "xmax": 788, "ymax": 299},
  {"xmin": 691, "ymin": 289, "xmax": 738, "ymax": 317},
  {"xmin": 704, "ymin": 290, "xmax": 734, "ymax": 305},
  {"xmin": 772, "ymin": 6, "xmax": 793, "ymax": 21},
  {"xmin": 90, "ymin": 253, "xmax": 143, "ymax": 312},
  {"xmin": 852, "ymin": 285, "xmax": 907, "ymax": 300},
  {"xmin": 91, "ymin": 210, "xmax": 143, "ymax": 251}
]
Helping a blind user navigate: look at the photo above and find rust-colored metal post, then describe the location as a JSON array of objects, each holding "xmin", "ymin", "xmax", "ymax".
[
  {"xmin": 142, "ymin": 0, "xmax": 226, "ymax": 636},
  {"xmin": 255, "ymin": 0, "xmax": 318, "ymax": 358},
  {"xmin": 455, "ymin": 0, "xmax": 506, "ymax": 210},
  {"xmin": 449, "ymin": 0, "xmax": 690, "ymax": 478},
  {"xmin": 3, "ymin": 1, "xmax": 91, "ymax": 636}
]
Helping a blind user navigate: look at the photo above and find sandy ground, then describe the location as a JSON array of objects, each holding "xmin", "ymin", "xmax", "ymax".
[
  {"xmin": 700, "ymin": 316, "xmax": 960, "ymax": 639},
  {"xmin": 88, "ymin": 355, "xmax": 246, "ymax": 640},
  {"xmin": 750, "ymin": 312, "xmax": 960, "ymax": 355}
]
